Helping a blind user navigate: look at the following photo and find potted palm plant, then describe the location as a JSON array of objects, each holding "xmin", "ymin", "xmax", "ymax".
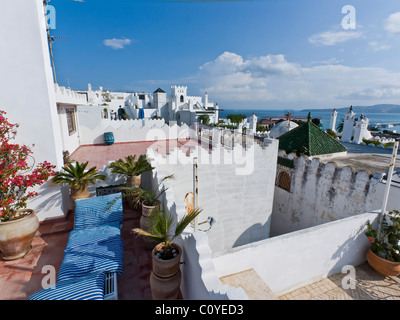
[
  {"xmin": 108, "ymin": 154, "xmax": 154, "ymax": 188},
  {"xmin": 50, "ymin": 161, "xmax": 107, "ymax": 210},
  {"xmin": 122, "ymin": 174, "xmax": 174, "ymax": 219},
  {"xmin": 133, "ymin": 207, "xmax": 202, "ymax": 300},
  {"xmin": 365, "ymin": 209, "xmax": 400, "ymax": 276}
]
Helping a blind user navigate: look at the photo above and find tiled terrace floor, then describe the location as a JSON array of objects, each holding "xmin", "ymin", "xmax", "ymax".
[
  {"xmin": 0, "ymin": 204, "xmax": 155, "ymax": 300},
  {"xmin": 70, "ymin": 138, "xmax": 204, "ymax": 169},
  {"xmin": 279, "ymin": 263, "xmax": 400, "ymax": 300},
  {"xmin": 2, "ymin": 206, "xmax": 400, "ymax": 300}
]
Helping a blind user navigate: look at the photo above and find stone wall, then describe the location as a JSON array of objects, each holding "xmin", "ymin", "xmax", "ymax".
[{"xmin": 271, "ymin": 153, "xmax": 400, "ymax": 236}]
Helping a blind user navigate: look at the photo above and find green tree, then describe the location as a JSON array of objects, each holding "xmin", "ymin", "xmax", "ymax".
[
  {"xmin": 226, "ymin": 114, "xmax": 247, "ymax": 125},
  {"xmin": 198, "ymin": 114, "xmax": 210, "ymax": 125}
]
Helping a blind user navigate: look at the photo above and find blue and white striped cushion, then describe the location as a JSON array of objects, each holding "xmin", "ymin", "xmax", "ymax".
[
  {"xmin": 65, "ymin": 224, "xmax": 122, "ymax": 250},
  {"xmin": 57, "ymin": 240, "xmax": 124, "ymax": 282},
  {"xmin": 29, "ymin": 271, "xmax": 106, "ymax": 300},
  {"xmin": 74, "ymin": 193, "xmax": 123, "ymax": 230}
]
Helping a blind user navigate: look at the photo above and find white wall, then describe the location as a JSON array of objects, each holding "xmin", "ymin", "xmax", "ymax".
[
  {"xmin": 271, "ymin": 154, "xmax": 400, "ymax": 236},
  {"xmin": 57, "ymin": 105, "xmax": 81, "ymax": 155},
  {"xmin": 77, "ymin": 104, "xmax": 191, "ymax": 145},
  {"xmin": 147, "ymin": 137, "xmax": 279, "ymax": 256},
  {"xmin": 213, "ymin": 211, "xmax": 379, "ymax": 295},
  {"xmin": 146, "ymin": 165, "xmax": 248, "ymax": 300},
  {"xmin": 0, "ymin": 0, "xmax": 66, "ymax": 220}
]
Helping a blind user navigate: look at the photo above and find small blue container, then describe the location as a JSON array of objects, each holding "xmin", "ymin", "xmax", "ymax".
[{"xmin": 104, "ymin": 132, "xmax": 114, "ymax": 145}]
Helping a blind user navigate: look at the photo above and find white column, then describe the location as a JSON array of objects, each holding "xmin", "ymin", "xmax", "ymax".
[
  {"xmin": 341, "ymin": 106, "xmax": 356, "ymax": 143},
  {"xmin": 329, "ymin": 109, "xmax": 338, "ymax": 133}
]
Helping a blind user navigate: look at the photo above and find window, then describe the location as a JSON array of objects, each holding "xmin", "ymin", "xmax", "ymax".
[
  {"xmin": 66, "ymin": 108, "xmax": 76, "ymax": 135},
  {"xmin": 278, "ymin": 171, "xmax": 291, "ymax": 192},
  {"xmin": 180, "ymin": 95, "xmax": 184, "ymax": 103}
]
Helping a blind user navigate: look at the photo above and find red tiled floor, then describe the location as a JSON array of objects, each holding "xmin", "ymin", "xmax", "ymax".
[
  {"xmin": 70, "ymin": 138, "xmax": 203, "ymax": 169},
  {"xmin": 0, "ymin": 203, "xmax": 156, "ymax": 300}
]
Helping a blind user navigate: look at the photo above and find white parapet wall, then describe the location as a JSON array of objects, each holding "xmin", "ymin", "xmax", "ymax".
[
  {"xmin": 212, "ymin": 211, "xmax": 379, "ymax": 296},
  {"xmin": 146, "ymin": 165, "xmax": 248, "ymax": 300},
  {"xmin": 272, "ymin": 153, "xmax": 400, "ymax": 236},
  {"xmin": 146, "ymin": 137, "xmax": 279, "ymax": 256},
  {"xmin": 77, "ymin": 104, "xmax": 192, "ymax": 145},
  {"xmin": 55, "ymin": 84, "xmax": 88, "ymax": 105}
]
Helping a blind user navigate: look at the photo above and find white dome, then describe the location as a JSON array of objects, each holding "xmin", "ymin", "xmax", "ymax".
[{"xmin": 269, "ymin": 120, "xmax": 298, "ymax": 138}]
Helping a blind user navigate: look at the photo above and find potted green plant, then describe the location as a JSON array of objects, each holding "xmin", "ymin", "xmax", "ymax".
[
  {"xmin": 50, "ymin": 161, "xmax": 106, "ymax": 210},
  {"xmin": 108, "ymin": 154, "xmax": 154, "ymax": 188},
  {"xmin": 0, "ymin": 110, "xmax": 56, "ymax": 260},
  {"xmin": 365, "ymin": 209, "xmax": 400, "ymax": 276},
  {"xmin": 128, "ymin": 174, "xmax": 174, "ymax": 219},
  {"xmin": 133, "ymin": 206, "xmax": 202, "ymax": 299}
]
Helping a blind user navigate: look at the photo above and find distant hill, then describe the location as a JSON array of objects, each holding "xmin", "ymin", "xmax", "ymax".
[{"xmin": 301, "ymin": 104, "xmax": 400, "ymax": 114}]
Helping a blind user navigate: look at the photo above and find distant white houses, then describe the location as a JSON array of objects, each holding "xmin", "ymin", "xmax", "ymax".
[
  {"xmin": 83, "ymin": 84, "xmax": 220, "ymax": 126},
  {"xmin": 329, "ymin": 106, "xmax": 373, "ymax": 144}
]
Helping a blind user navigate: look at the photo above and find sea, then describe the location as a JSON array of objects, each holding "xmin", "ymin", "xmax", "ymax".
[{"xmin": 219, "ymin": 109, "xmax": 400, "ymax": 133}]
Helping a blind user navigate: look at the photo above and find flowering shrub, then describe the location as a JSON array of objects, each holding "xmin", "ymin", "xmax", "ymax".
[
  {"xmin": 365, "ymin": 210, "xmax": 400, "ymax": 262},
  {"xmin": 0, "ymin": 110, "xmax": 56, "ymax": 222}
]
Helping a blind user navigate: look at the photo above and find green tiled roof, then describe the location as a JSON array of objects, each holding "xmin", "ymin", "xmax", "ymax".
[
  {"xmin": 278, "ymin": 113, "xmax": 347, "ymax": 156},
  {"xmin": 154, "ymin": 88, "xmax": 166, "ymax": 93}
]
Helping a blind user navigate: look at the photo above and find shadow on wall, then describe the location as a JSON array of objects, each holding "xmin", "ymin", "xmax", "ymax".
[
  {"xmin": 32, "ymin": 182, "xmax": 66, "ymax": 217},
  {"xmin": 232, "ymin": 216, "xmax": 272, "ymax": 248},
  {"xmin": 327, "ymin": 217, "xmax": 378, "ymax": 298},
  {"xmin": 93, "ymin": 134, "xmax": 105, "ymax": 145}
]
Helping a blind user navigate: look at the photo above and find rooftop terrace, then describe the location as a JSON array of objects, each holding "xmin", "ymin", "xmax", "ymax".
[
  {"xmin": 2, "ymin": 206, "xmax": 399, "ymax": 300},
  {"xmin": 0, "ymin": 205, "xmax": 158, "ymax": 300},
  {"xmin": 1, "ymin": 138, "xmax": 399, "ymax": 300}
]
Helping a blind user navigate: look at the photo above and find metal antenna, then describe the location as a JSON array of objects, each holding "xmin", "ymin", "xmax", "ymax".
[{"xmin": 44, "ymin": 0, "xmax": 79, "ymax": 83}]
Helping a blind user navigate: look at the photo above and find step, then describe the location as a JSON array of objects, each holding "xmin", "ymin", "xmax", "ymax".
[{"xmin": 219, "ymin": 269, "xmax": 279, "ymax": 300}]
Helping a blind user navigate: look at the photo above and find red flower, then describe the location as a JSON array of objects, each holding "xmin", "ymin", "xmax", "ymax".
[{"xmin": 0, "ymin": 110, "xmax": 55, "ymax": 221}]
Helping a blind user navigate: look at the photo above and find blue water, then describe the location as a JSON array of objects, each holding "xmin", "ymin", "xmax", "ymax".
[{"xmin": 219, "ymin": 109, "xmax": 400, "ymax": 133}]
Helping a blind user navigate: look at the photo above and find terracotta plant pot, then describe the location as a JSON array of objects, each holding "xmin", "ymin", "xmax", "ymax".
[
  {"xmin": 366, "ymin": 248, "xmax": 400, "ymax": 276},
  {"xmin": 150, "ymin": 243, "xmax": 183, "ymax": 300},
  {"xmin": 126, "ymin": 175, "xmax": 141, "ymax": 188},
  {"xmin": 70, "ymin": 184, "xmax": 90, "ymax": 210},
  {"xmin": 0, "ymin": 209, "xmax": 39, "ymax": 260},
  {"xmin": 150, "ymin": 270, "xmax": 181, "ymax": 300},
  {"xmin": 141, "ymin": 201, "xmax": 160, "ymax": 219},
  {"xmin": 152, "ymin": 243, "xmax": 182, "ymax": 278},
  {"xmin": 140, "ymin": 201, "xmax": 160, "ymax": 249}
]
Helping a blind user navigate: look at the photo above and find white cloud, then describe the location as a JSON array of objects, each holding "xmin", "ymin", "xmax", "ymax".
[
  {"xmin": 103, "ymin": 38, "xmax": 132, "ymax": 50},
  {"xmin": 308, "ymin": 30, "xmax": 362, "ymax": 46},
  {"xmin": 384, "ymin": 12, "xmax": 400, "ymax": 34},
  {"xmin": 192, "ymin": 51, "xmax": 400, "ymax": 108},
  {"xmin": 368, "ymin": 41, "xmax": 391, "ymax": 51}
]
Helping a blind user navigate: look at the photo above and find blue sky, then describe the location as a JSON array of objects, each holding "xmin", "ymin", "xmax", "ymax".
[{"xmin": 50, "ymin": 0, "xmax": 400, "ymax": 110}]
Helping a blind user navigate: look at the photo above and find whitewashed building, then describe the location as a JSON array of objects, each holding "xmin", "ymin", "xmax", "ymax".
[{"xmin": 83, "ymin": 84, "xmax": 220, "ymax": 126}]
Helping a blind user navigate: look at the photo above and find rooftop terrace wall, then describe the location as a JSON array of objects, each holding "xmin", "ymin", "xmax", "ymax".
[
  {"xmin": 77, "ymin": 105, "xmax": 192, "ymax": 145},
  {"xmin": 146, "ymin": 137, "xmax": 279, "ymax": 256},
  {"xmin": 212, "ymin": 211, "xmax": 379, "ymax": 296},
  {"xmin": 271, "ymin": 153, "xmax": 400, "ymax": 236}
]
